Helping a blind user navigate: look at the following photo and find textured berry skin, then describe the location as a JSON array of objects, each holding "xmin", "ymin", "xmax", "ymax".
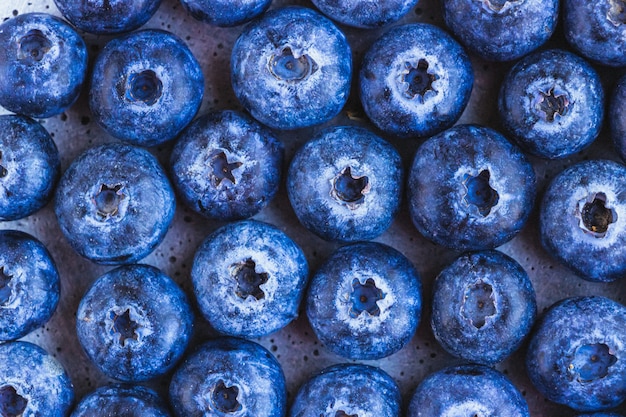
[
  {"xmin": 311, "ymin": 0, "xmax": 419, "ymax": 28},
  {"xmin": 540, "ymin": 160, "xmax": 626, "ymax": 283},
  {"xmin": 610, "ymin": 74, "xmax": 626, "ymax": 163},
  {"xmin": 289, "ymin": 364, "xmax": 401, "ymax": 417},
  {"xmin": 526, "ymin": 296, "xmax": 626, "ymax": 412},
  {"xmin": 231, "ymin": 6, "xmax": 352, "ymax": 130},
  {"xmin": 499, "ymin": 49, "xmax": 604, "ymax": 159},
  {"xmin": 170, "ymin": 110, "xmax": 283, "ymax": 221},
  {"xmin": 76, "ymin": 264, "xmax": 193, "ymax": 382},
  {"xmin": 407, "ymin": 364, "xmax": 530, "ymax": 417},
  {"xmin": 0, "ymin": 115, "xmax": 60, "ymax": 221},
  {"xmin": 408, "ymin": 124, "xmax": 536, "ymax": 251},
  {"xmin": 306, "ymin": 241, "xmax": 421, "ymax": 360},
  {"xmin": 179, "ymin": 0, "xmax": 272, "ymax": 26},
  {"xmin": 287, "ymin": 125, "xmax": 403, "ymax": 242},
  {"xmin": 71, "ymin": 385, "xmax": 171, "ymax": 417},
  {"xmin": 169, "ymin": 337, "xmax": 286, "ymax": 417},
  {"xmin": 53, "ymin": 0, "xmax": 162, "ymax": 34},
  {"xmin": 359, "ymin": 23, "xmax": 473, "ymax": 138},
  {"xmin": 431, "ymin": 250, "xmax": 536, "ymax": 365},
  {"xmin": 0, "ymin": 230, "xmax": 60, "ymax": 342},
  {"xmin": 0, "ymin": 341, "xmax": 74, "ymax": 417},
  {"xmin": 0, "ymin": 13, "xmax": 87, "ymax": 118},
  {"xmin": 54, "ymin": 143, "xmax": 176, "ymax": 265},
  {"xmin": 89, "ymin": 29, "xmax": 204, "ymax": 147},
  {"xmin": 192, "ymin": 220, "xmax": 308, "ymax": 338},
  {"xmin": 443, "ymin": 0, "xmax": 558, "ymax": 62}
]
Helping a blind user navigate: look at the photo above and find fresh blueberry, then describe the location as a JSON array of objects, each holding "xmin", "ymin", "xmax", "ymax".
[
  {"xmin": 231, "ymin": 6, "xmax": 352, "ymax": 130},
  {"xmin": 53, "ymin": 0, "xmax": 162, "ymax": 34},
  {"xmin": 0, "ymin": 341, "xmax": 74, "ymax": 417},
  {"xmin": 0, "ymin": 12, "xmax": 87, "ymax": 118},
  {"xmin": 526, "ymin": 296, "xmax": 626, "ymax": 412},
  {"xmin": 311, "ymin": 0, "xmax": 419, "ymax": 28},
  {"xmin": 76, "ymin": 264, "xmax": 193, "ymax": 382},
  {"xmin": 431, "ymin": 250, "xmax": 536, "ymax": 365},
  {"xmin": 498, "ymin": 49, "xmax": 604, "ymax": 159},
  {"xmin": 610, "ymin": 74, "xmax": 626, "ymax": 162},
  {"xmin": 540, "ymin": 159, "xmax": 626, "ymax": 282},
  {"xmin": 0, "ymin": 115, "xmax": 60, "ymax": 221},
  {"xmin": 442, "ymin": 0, "xmax": 558, "ymax": 62},
  {"xmin": 169, "ymin": 337, "xmax": 286, "ymax": 417},
  {"xmin": 289, "ymin": 363, "xmax": 401, "ymax": 417},
  {"xmin": 306, "ymin": 241, "xmax": 421, "ymax": 360},
  {"xmin": 89, "ymin": 29, "xmax": 204, "ymax": 147},
  {"xmin": 170, "ymin": 110, "xmax": 284, "ymax": 221},
  {"xmin": 71, "ymin": 384, "xmax": 171, "ymax": 417},
  {"xmin": 191, "ymin": 220, "xmax": 308, "ymax": 338},
  {"xmin": 359, "ymin": 23, "xmax": 473, "ymax": 138},
  {"xmin": 407, "ymin": 364, "xmax": 530, "ymax": 416},
  {"xmin": 408, "ymin": 124, "xmax": 536, "ymax": 251},
  {"xmin": 54, "ymin": 143, "xmax": 176, "ymax": 265},
  {"xmin": 179, "ymin": 0, "xmax": 272, "ymax": 27},
  {"xmin": 287, "ymin": 125, "xmax": 403, "ymax": 242}
]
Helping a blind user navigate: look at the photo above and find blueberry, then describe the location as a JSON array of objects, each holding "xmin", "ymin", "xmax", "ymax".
[
  {"xmin": 0, "ymin": 12, "xmax": 87, "ymax": 118},
  {"xmin": 407, "ymin": 364, "xmax": 530, "ymax": 416},
  {"xmin": 170, "ymin": 110, "xmax": 284, "ymax": 221},
  {"xmin": 54, "ymin": 143, "xmax": 176, "ymax": 265},
  {"xmin": 71, "ymin": 384, "xmax": 171, "ymax": 417},
  {"xmin": 0, "ymin": 341, "xmax": 74, "ymax": 417},
  {"xmin": 431, "ymin": 250, "xmax": 536, "ymax": 365},
  {"xmin": 443, "ymin": 0, "xmax": 558, "ymax": 62},
  {"xmin": 169, "ymin": 337, "xmax": 286, "ymax": 417},
  {"xmin": 306, "ymin": 241, "xmax": 421, "ymax": 360},
  {"xmin": 53, "ymin": 0, "xmax": 162, "ymax": 34},
  {"xmin": 89, "ymin": 29, "xmax": 204, "ymax": 147},
  {"xmin": 289, "ymin": 364, "xmax": 401, "ymax": 417},
  {"xmin": 76, "ymin": 264, "xmax": 193, "ymax": 382},
  {"xmin": 498, "ymin": 49, "xmax": 604, "ymax": 159},
  {"xmin": 526, "ymin": 296, "xmax": 626, "ymax": 411},
  {"xmin": 610, "ymin": 74, "xmax": 626, "ymax": 162},
  {"xmin": 179, "ymin": 0, "xmax": 272, "ymax": 26},
  {"xmin": 540, "ymin": 160, "xmax": 626, "ymax": 282},
  {"xmin": 191, "ymin": 220, "xmax": 308, "ymax": 338},
  {"xmin": 231, "ymin": 6, "xmax": 352, "ymax": 130},
  {"xmin": 0, "ymin": 115, "xmax": 60, "ymax": 221},
  {"xmin": 408, "ymin": 124, "xmax": 536, "ymax": 251},
  {"xmin": 359, "ymin": 23, "xmax": 473, "ymax": 138},
  {"xmin": 311, "ymin": 0, "xmax": 419, "ymax": 28},
  {"xmin": 287, "ymin": 125, "xmax": 403, "ymax": 242}
]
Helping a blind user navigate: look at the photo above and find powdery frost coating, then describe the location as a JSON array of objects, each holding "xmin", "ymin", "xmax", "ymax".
[
  {"xmin": 71, "ymin": 385, "xmax": 171, "ymax": 417},
  {"xmin": 311, "ymin": 0, "xmax": 419, "ymax": 28},
  {"xmin": 179, "ymin": 0, "xmax": 272, "ymax": 26}
]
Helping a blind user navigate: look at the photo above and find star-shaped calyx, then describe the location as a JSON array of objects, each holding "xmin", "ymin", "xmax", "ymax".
[
  {"xmin": 93, "ymin": 183, "xmax": 126, "ymax": 220},
  {"xmin": 536, "ymin": 87, "xmax": 569, "ymax": 122},
  {"xmin": 109, "ymin": 309, "xmax": 140, "ymax": 346},
  {"xmin": 0, "ymin": 385, "xmax": 28, "ymax": 417},
  {"xmin": 462, "ymin": 170, "xmax": 499, "ymax": 217},
  {"xmin": 400, "ymin": 59, "xmax": 438, "ymax": 101},
  {"xmin": 17, "ymin": 29, "xmax": 52, "ymax": 62},
  {"xmin": 211, "ymin": 380, "xmax": 242, "ymax": 413},
  {"xmin": 209, "ymin": 151, "xmax": 243, "ymax": 187},
  {"xmin": 570, "ymin": 343, "xmax": 617, "ymax": 383},
  {"xmin": 608, "ymin": 0, "xmax": 626, "ymax": 25},
  {"xmin": 330, "ymin": 166, "xmax": 370, "ymax": 210},
  {"xmin": 335, "ymin": 411, "xmax": 358, "ymax": 417},
  {"xmin": 577, "ymin": 192, "xmax": 618, "ymax": 238},
  {"xmin": 232, "ymin": 259, "xmax": 268, "ymax": 301},
  {"xmin": 349, "ymin": 278, "xmax": 385, "ymax": 319}
]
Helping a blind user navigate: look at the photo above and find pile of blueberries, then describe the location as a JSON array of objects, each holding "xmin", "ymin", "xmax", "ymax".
[{"xmin": 0, "ymin": 0, "xmax": 625, "ymax": 416}]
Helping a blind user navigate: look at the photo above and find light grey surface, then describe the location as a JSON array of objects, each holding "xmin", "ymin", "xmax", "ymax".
[{"xmin": 1, "ymin": 0, "xmax": 625, "ymax": 416}]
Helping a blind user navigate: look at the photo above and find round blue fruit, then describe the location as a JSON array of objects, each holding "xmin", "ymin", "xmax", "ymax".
[
  {"xmin": 179, "ymin": 0, "xmax": 272, "ymax": 26},
  {"xmin": 610, "ymin": 74, "xmax": 626, "ymax": 163},
  {"xmin": 311, "ymin": 0, "xmax": 419, "ymax": 28},
  {"xmin": 287, "ymin": 125, "xmax": 403, "ymax": 242},
  {"xmin": 359, "ymin": 23, "xmax": 473, "ymax": 138},
  {"xmin": 71, "ymin": 384, "xmax": 171, "ymax": 417}
]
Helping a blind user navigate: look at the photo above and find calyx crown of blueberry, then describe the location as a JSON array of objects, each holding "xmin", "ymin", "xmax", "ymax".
[
  {"xmin": 209, "ymin": 151, "xmax": 243, "ymax": 187},
  {"xmin": 536, "ymin": 87, "xmax": 569, "ymax": 122},
  {"xmin": 576, "ymin": 192, "xmax": 618, "ymax": 238},
  {"xmin": 232, "ymin": 258, "xmax": 268, "ymax": 300},
  {"xmin": 349, "ymin": 277, "xmax": 385, "ymax": 318},
  {"xmin": 109, "ymin": 308, "xmax": 140, "ymax": 346},
  {"xmin": 0, "ymin": 266, "xmax": 13, "ymax": 306},
  {"xmin": 211, "ymin": 380, "xmax": 242, "ymax": 413},
  {"xmin": 335, "ymin": 411, "xmax": 358, "ymax": 417},
  {"xmin": 93, "ymin": 183, "xmax": 126, "ymax": 220},
  {"xmin": 569, "ymin": 343, "xmax": 617, "ymax": 383},
  {"xmin": 399, "ymin": 59, "xmax": 438, "ymax": 101},
  {"xmin": 330, "ymin": 166, "xmax": 370, "ymax": 209},
  {"xmin": 461, "ymin": 280, "xmax": 497, "ymax": 329},
  {"xmin": 608, "ymin": 0, "xmax": 626, "ymax": 26},
  {"xmin": 125, "ymin": 69, "xmax": 163, "ymax": 105},
  {"xmin": 478, "ymin": 0, "xmax": 523, "ymax": 13},
  {"xmin": 269, "ymin": 46, "xmax": 318, "ymax": 82},
  {"xmin": 0, "ymin": 385, "xmax": 28, "ymax": 417},
  {"xmin": 17, "ymin": 29, "xmax": 51, "ymax": 62},
  {"xmin": 462, "ymin": 170, "xmax": 499, "ymax": 217}
]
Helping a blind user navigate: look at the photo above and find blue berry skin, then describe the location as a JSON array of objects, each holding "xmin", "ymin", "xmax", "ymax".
[
  {"xmin": 359, "ymin": 23, "xmax": 473, "ymax": 138},
  {"xmin": 431, "ymin": 250, "xmax": 536, "ymax": 365},
  {"xmin": 179, "ymin": 0, "xmax": 272, "ymax": 27},
  {"xmin": 53, "ymin": 0, "xmax": 162, "ymax": 34},
  {"xmin": 0, "ymin": 13, "xmax": 87, "ymax": 118},
  {"xmin": 0, "ymin": 115, "xmax": 60, "ymax": 221},
  {"xmin": 54, "ymin": 143, "xmax": 176, "ymax": 265},
  {"xmin": 306, "ymin": 241, "xmax": 421, "ymax": 360},
  {"xmin": 289, "ymin": 364, "xmax": 401, "ymax": 417},
  {"xmin": 408, "ymin": 364, "xmax": 530, "ymax": 417},
  {"xmin": 443, "ymin": 0, "xmax": 558, "ymax": 62},
  {"xmin": 71, "ymin": 384, "xmax": 171, "ymax": 417},
  {"xmin": 231, "ymin": 6, "xmax": 352, "ymax": 130},
  {"xmin": 170, "ymin": 110, "xmax": 283, "ymax": 221},
  {"xmin": 192, "ymin": 220, "xmax": 308, "ymax": 338},
  {"xmin": 169, "ymin": 337, "xmax": 286, "ymax": 417},
  {"xmin": 540, "ymin": 160, "xmax": 626, "ymax": 283},
  {"xmin": 0, "ymin": 230, "xmax": 60, "ymax": 342},
  {"xmin": 89, "ymin": 29, "xmax": 204, "ymax": 147},
  {"xmin": 499, "ymin": 49, "xmax": 604, "ymax": 159},
  {"xmin": 287, "ymin": 126, "xmax": 402, "ymax": 242},
  {"xmin": 408, "ymin": 124, "xmax": 536, "ymax": 251},
  {"xmin": 610, "ymin": 74, "xmax": 626, "ymax": 163},
  {"xmin": 526, "ymin": 296, "xmax": 626, "ymax": 412},
  {"xmin": 76, "ymin": 264, "xmax": 193, "ymax": 383},
  {"xmin": 311, "ymin": 0, "xmax": 419, "ymax": 28},
  {"xmin": 0, "ymin": 341, "xmax": 74, "ymax": 417}
]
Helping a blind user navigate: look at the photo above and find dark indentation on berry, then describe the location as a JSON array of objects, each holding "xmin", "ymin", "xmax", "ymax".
[
  {"xmin": 268, "ymin": 46, "xmax": 318, "ymax": 82},
  {"xmin": 0, "ymin": 385, "xmax": 28, "ymax": 417},
  {"xmin": 17, "ymin": 29, "xmax": 52, "ymax": 62},
  {"xmin": 0, "ymin": 266, "xmax": 13, "ymax": 306},
  {"xmin": 608, "ymin": 0, "xmax": 626, "ymax": 25},
  {"xmin": 232, "ymin": 259, "xmax": 268, "ymax": 300},
  {"xmin": 336, "ymin": 411, "xmax": 358, "ymax": 417},
  {"xmin": 109, "ymin": 309, "xmax": 139, "ymax": 346},
  {"xmin": 571, "ymin": 343, "xmax": 617, "ymax": 383},
  {"xmin": 349, "ymin": 278, "xmax": 384, "ymax": 318},
  {"xmin": 402, "ymin": 59, "xmax": 438, "ymax": 100},
  {"xmin": 93, "ymin": 183, "xmax": 125, "ymax": 220},
  {"xmin": 462, "ymin": 281, "xmax": 496, "ymax": 329},
  {"xmin": 536, "ymin": 87, "xmax": 569, "ymax": 122},
  {"xmin": 127, "ymin": 70, "xmax": 162, "ymax": 105},
  {"xmin": 480, "ymin": 0, "xmax": 521, "ymax": 12},
  {"xmin": 577, "ymin": 193, "xmax": 617, "ymax": 238},
  {"xmin": 462, "ymin": 170, "xmax": 499, "ymax": 216},
  {"xmin": 209, "ymin": 151, "xmax": 242, "ymax": 187},
  {"xmin": 0, "ymin": 150, "xmax": 7, "ymax": 178},
  {"xmin": 211, "ymin": 380, "xmax": 242, "ymax": 413},
  {"xmin": 330, "ymin": 166, "xmax": 370, "ymax": 209}
]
